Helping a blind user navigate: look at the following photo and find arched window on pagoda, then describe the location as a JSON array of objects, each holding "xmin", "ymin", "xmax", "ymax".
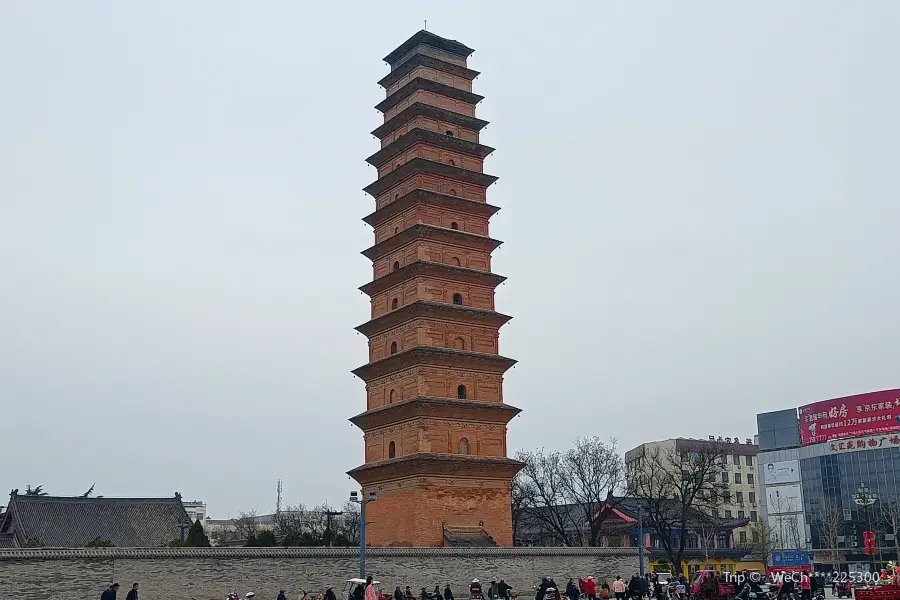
[
  {"xmin": 391, "ymin": 298, "xmax": 399, "ymax": 310},
  {"xmin": 393, "ymin": 261, "xmax": 400, "ymax": 272},
  {"xmin": 389, "ymin": 389, "xmax": 396, "ymax": 403},
  {"xmin": 390, "ymin": 341, "xmax": 397, "ymax": 354},
  {"xmin": 389, "ymin": 441, "xmax": 396, "ymax": 459},
  {"xmin": 450, "ymin": 222, "xmax": 459, "ymax": 230},
  {"xmin": 459, "ymin": 438, "xmax": 469, "ymax": 455},
  {"xmin": 457, "ymin": 384, "xmax": 467, "ymax": 400},
  {"xmin": 450, "ymin": 257, "xmax": 460, "ymax": 266},
  {"xmin": 452, "ymin": 293, "xmax": 463, "ymax": 305},
  {"xmin": 453, "ymin": 337, "xmax": 465, "ymax": 350}
]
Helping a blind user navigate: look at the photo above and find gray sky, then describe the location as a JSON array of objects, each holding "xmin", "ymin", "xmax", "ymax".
[{"xmin": 1, "ymin": 1, "xmax": 898, "ymax": 517}]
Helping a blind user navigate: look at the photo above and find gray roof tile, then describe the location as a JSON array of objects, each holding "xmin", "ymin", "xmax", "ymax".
[{"xmin": 0, "ymin": 493, "xmax": 191, "ymax": 548}]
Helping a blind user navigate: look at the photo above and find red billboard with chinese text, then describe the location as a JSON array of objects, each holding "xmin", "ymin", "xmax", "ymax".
[{"xmin": 799, "ymin": 388, "xmax": 900, "ymax": 445}]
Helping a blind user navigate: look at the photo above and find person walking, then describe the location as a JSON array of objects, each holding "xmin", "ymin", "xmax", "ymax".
[
  {"xmin": 566, "ymin": 579, "xmax": 580, "ymax": 600},
  {"xmin": 365, "ymin": 576, "xmax": 377, "ymax": 600},
  {"xmin": 444, "ymin": 585, "xmax": 455, "ymax": 600},
  {"xmin": 395, "ymin": 587, "xmax": 403, "ymax": 600},
  {"xmin": 101, "ymin": 583, "xmax": 120, "ymax": 600},
  {"xmin": 583, "ymin": 577, "xmax": 597, "ymax": 600},
  {"xmin": 278, "ymin": 591, "xmax": 287, "ymax": 600},
  {"xmin": 125, "ymin": 584, "xmax": 138, "ymax": 600},
  {"xmin": 612, "ymin": 577, "xmax": 626, "ymax": 600}
]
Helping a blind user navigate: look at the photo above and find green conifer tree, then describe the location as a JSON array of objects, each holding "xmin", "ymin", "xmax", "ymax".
[{"xmin": 184, "ymin": 518, "xmax": 211, "ymax": 547}]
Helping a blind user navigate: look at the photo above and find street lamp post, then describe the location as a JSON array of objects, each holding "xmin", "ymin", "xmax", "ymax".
[
  {"xmin": 853, "ymin": 483, "xmax": 878, "ymax": 574},
  {"xmin": 349, "ymin": 490, "xmax": 377, "ymax": 579}
]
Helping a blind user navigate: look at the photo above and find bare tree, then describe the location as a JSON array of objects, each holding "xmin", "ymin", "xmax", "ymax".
[
  {"xmin": 816, "ymin": 501, "xmax": 846, "ymax": 569},
  {"xmin": 233, "ymin": 510, "xmax": 260, "ymax": 540},
  {"xmin": 745, "ymin": 519, "xmax": 779, "ymax": 568},
  {"xmin": 274, "ymin": 503, "xmax": 307, "ymax": 538},
  {"xmin": 514, "ymin": 448, "xmax": 580, "ymax": 546},
  {"xmin": 626, "ymin": 441, "xmax": 729, "ymax": 575},
  {"xmin": 560, "ymin": 437, "xmax": 625, "ymax": 547},
  {"xmin": 692, "ymin": 512, "xmax": 721, "ymax": 565},
  {"xmin": 511, "ymin": 470, "xmax": 537, "ymax": 545},
  {"xmin": 879, "ymin": 497, "xmax": 900, "ymax": 562},
  {"xmin": 340, "ymin": 500, "xmax": 360, "ymax": 545}
]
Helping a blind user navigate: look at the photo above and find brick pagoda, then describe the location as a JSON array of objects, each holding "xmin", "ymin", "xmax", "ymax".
[{"xmin": 348, "ymin": 30, "xmax": 522, "ymax": 547}]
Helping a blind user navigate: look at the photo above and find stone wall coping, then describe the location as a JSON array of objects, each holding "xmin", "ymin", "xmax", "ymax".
[{"xmin": 0, "ymin": 547, "xmax": 647, "ymax": 561}]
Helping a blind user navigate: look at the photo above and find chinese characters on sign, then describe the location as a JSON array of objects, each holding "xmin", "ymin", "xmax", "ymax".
[
  {"xmin": 798, "ymin": 389, "xmax": 900, "ymax": 445},
  {"xmin": 828, "ymin": 435, "xmax": 900, "ymax": 453}
]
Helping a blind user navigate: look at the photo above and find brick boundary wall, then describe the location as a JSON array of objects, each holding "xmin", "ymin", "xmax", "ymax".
[{"xmin": 0, "ymin": 547, "xmax": 645, "ymax": 600}]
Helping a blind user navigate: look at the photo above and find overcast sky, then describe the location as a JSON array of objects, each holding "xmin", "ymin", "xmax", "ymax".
[{"xmin": 1, "ymin": 1, "xmax": 898, "ymax": 517}]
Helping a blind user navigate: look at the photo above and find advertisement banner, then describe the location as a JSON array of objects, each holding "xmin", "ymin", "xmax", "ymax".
[
  {"xmin": 767, "ymin": 484, "xmax": 802, "ymax": 514},
  {"xmin": 798, "ymin": 388, "xmax": 900, "ymax": 445},
  {"xmin": 764, "ymin": 460, "xmax": 800, "ymax": 485}
]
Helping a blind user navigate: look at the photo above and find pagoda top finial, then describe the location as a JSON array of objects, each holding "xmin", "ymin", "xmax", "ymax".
[{"xmin": 383, "ymin": 30, "xmax": 475, "ymax": 68}]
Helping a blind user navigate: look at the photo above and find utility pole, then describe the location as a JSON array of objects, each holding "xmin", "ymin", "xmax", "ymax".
[
  {"xmin": 324, "ymin": 509, "xmax": 344, "ymax": 546},
  {"xmin": 638, "ymin": 506, "xmax": 645, "ymax": 576},
  {"xmin": 349, "ymin": 490, "xmax": 377, "ymax": 579}
]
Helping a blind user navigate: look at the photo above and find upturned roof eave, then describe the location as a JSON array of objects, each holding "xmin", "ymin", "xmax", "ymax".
[
  {"xmin": 377, "ymin": 53, "xmax": 480, "ymax": 89},
  {"xmin": 371, "ymin": 103, "xmax": 489, "ymax": 140},
  {"xmin": 358, "ymin": 261, "xmax": 506, "ymax": 298},
  {"xmin": 365, "ymin": 129, "xmax": 495, "ymax": 168},
  {"xmin": 361, "ymin": 190, "xmax": 501, "ymax": 227},
  {"xmin": 349, "ymin": 396, "xmax": 521, "ymax": 430},
  {"xmin": 360, "ymin": 223, "xmax": 502, "ymax": 261},
  {"xmin": 351, "ymin": 347, "xmax": 517, "ymax": 382},
  {"xmin": 348, "ymin": 453, "xmax": 523, "ymax": 485},
  {"xmin": 363, "ymin": 158, "xmax": 498, "ymax": 198},
  {"xmin": 354, "ymin": 301, "xmax": 512, "ymax": 337},
  {"xmin": 375, "ymin": 78, "xmax": 484, "ymax": 114}
]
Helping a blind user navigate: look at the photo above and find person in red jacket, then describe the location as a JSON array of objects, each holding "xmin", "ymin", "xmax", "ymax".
[{"xmin": 583, "ymin": 577, "xmax": 597, "ymax": 600}]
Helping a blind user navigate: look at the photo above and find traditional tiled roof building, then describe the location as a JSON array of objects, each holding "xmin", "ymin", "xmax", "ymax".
[{"xmin": 0, "ymin": 490, "xmax": 191, "ymax": 548}]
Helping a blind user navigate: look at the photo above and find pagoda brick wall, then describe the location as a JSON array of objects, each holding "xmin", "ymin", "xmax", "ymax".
[{"xmin": 351, "ymin": 31, "xmax": 520, "ymax": 547}]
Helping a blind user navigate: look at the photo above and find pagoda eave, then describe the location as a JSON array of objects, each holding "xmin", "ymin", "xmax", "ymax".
[
  {"xmin": 362, "ymin": 190, "xmax": 500, "ymax": 227},
  {"xmin": 354, "ymin": 301, "xmax": 512, "ymax": 337},
  {"xmin": 348, "ymin": 453, "xmax": 523, "ymax": 486},
  {"xmin": 349, "ymin": 396, "xmax": 521, "ymax": 431},
  {"xmin": 366, "ymin": 128, "xmax": 495, "ymax": 167},
  {"xmin": 371, "ymin": 103, "xmax": 489, "ymax": 140},
  {"xmin": 383, "ymin": 30, "xmax": 475, "ymax": 66},
  {"xmin": 361, "ymin": 223, "xmax": 502, "ymax": 261},
  {"xmin": 375, "ymin": 78, "xmax": 484, "ymax": 115},
  {"xmin": 378, "ymin": 53, "xmax": 480, "ymax": 89},
  {"xmin": 363, "ymin": 158, "xmax": 498, "ymax": 198},
  {"xmin": 351, "ymin": 347, "xmax": 517, "ymax": 382},
  {"xmin": 358, "ymin": 261, "xmax": 506, "ymax": 297}
]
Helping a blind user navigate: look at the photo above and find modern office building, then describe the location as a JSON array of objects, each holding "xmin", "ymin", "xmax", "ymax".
[{"xmin": 757, "ymin": 388, "xmax": 900, "ymax": 573}]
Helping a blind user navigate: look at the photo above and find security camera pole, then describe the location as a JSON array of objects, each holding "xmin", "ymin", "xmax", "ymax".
[{"xmin": 349, "ymin": 489, "xmax": 377, "ymax": 579}]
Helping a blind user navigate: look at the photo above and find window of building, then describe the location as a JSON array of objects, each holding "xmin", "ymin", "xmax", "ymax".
[
  {"xmin": 396, "ymin": 163, "xmax": 401, "ymax": 170},
  {"xmin": 735, "ymin": 472, "xmax": 742, "ymax": 484},
  {"xmin": 750, "ymin": 511, "xmax": 757, "ymax": 522},
  {"xmin": 733, "ymin": 455, "xmax": 740, "ymax": 466},
  {"xmin": 394, "ymin": 227, "xmax": 399, "ymax": 234},
  {"xmin": 457, "ymin": 385, "xmax": 467, "ymax": 399},
  {"xmin": 452, "ymin": 293, "xmax": 462, "ymax": 305},
  {"xmin": 453, "ymin": 337, "xmax": 465, "ymax": 350},
  {"xmin": 450, "ymin": 257, "xmax": 460, "ymax": 266},
  {"xmin": 388, "ymin": 441, "xmax": 396, "ymax": 459},
  {"xmin": 723, "ymin": 491, "xmax": 731, "ymax": 503},
  {"xmin": 391, "ymin": 298, "xmax": 399, "ymax": 310},
  {"xmin": 390, "ymin": 341, "xmax": 397, "ymax": 354},
  {"xmin": 394, "ymin": 193, "xmax": 400, "ymax": 200},
  {"xmin": 446, "ymin": 130, "xmax": 454, "ymax": 137},
  {"xmin": 722, "ymin": 472, "xmax": 729, "ymax": 483},
  {"xmin": 736, "ymin": 492, "xmax": 743, "ymax": 503},
  {"xmin": 748, "ymin": 473, "xmax": 755, "ymax": 485},
  {"xmin": 739, "ymin": 531, "xmax": 747, "ymax": 544},
  {"xmin": 749, "ymin": 492, "xmax": 756, "ymax": 503},
  {"xmin": 746, "ymin": 455, "xmax": 753, "ymax": 466},
  {"xmin": 389, "ymin": 389, "xmax": 396, "ymax": 403},
  {"xmin": 459, "ymin": 437, "xmax": 469, "ymax": 455},
  {"xmin": 448, "ymin": 159, "xmax": 455, "ymax": 166},
  {"xmin": 450, "ymin": 222, "xmax": 459, "ymax": 230},
  {"xmin": 393, "ymin": 261, "xmax": 400, "ymax": 272},
  {"xmin": 448, "ymin": 189, "xmax": 457, "ymax": 196}
]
